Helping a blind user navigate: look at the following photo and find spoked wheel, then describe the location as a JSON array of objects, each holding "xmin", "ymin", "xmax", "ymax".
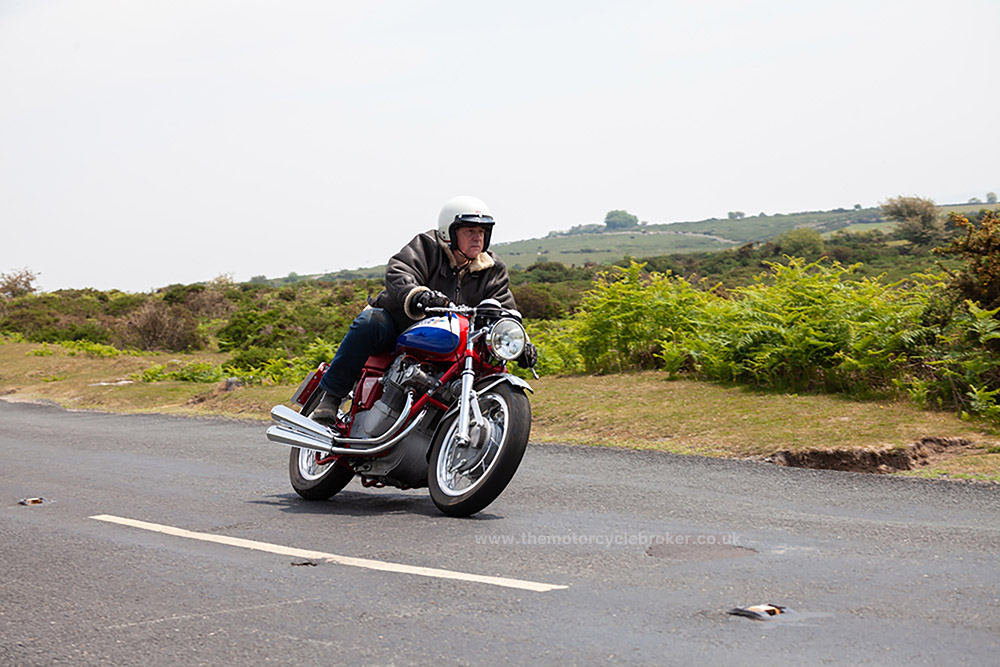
[
  {"xmin": 288, "ymin": 396, "xmax": 354, "ymax": 500},
  {"xmin": 428, "ymin": 383, "xmax": 531, "ymax": 517}
]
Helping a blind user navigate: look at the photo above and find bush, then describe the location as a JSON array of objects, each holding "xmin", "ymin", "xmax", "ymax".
[
  {"xmin": 58, "ymin": 340, "xmax": 129, "ymax": 358},
  {"xmin": 773, "ymin": 228, "xmax": 825, "ymax": 258},
  {"xmin": 936, "ymin": 210, "xmax": 1000, "ymax": 311},
  {"xmin": 566, "ymin": 257, "xmax": 999, "ymax": 424},
  {"xmin": 512, "ymin": 284, "xmax": 565, "ymax": 320},
  {"xmin": 115, "ymin": 301, "xmax": 203, "ymax": 351},
  {"xmin": 525, "ymin": 320, "xmax": 585, "ymax": 376},
  {"xmin": 106, "ymin": 292, "xmax": 149, "ymax": 317},
  {"xmin": 225, "ymin": 346, "xmax": 288, "ymax": 371},
  {"xmin": 686, "ymin": 259, "xmax": 936, "ymax": 393},
  {"xmin": 575, "ymin": 262, "xmax": 711, "ymax": 373},
  {"xmin": 0, "ymin": 268, "xmax": 39, "ymax": 299},
  {"xmin": 137, "ymin": 361, "xmax": 226, "ymax": 383}
]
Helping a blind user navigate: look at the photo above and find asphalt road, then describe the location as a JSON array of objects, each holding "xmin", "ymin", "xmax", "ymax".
[{"xmin": 2, "ymin": 400, "xmax": 999, "ymax": 665}]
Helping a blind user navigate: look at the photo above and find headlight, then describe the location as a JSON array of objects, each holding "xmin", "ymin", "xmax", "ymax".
[{"xmin": 486, "ymin": 318, "xmax": 527, "ymax": 361}]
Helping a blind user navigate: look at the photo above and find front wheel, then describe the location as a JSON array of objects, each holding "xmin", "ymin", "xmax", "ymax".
[{"xmin": 428, "ymin": 383, "xmax": 531, "ymax": 517}]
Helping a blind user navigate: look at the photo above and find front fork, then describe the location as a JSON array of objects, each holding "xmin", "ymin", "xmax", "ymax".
[{"xmin": 454, "ymin": 352, "xmax": 488, "ymax": 448}]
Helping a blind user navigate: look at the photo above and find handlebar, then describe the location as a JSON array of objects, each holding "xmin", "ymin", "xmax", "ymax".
[{"xmin": 424, "ymin": 301, "xmax": 522, "ymax": 321}]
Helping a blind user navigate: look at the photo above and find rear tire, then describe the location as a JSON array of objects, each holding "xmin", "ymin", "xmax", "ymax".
[
  {"xmin": 288, "ymin": 393, "xmax": 354, "ymax": 500},
  {"xmin": 428, "ymin": 383, "xmax": 530, "ymax": 517}
]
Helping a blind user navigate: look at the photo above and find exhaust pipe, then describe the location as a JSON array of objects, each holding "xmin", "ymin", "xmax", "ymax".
[
  {"xmin": 266, "ymin": 400, "xmax": 427, "ymax": 457},
  {"xmin": 270, "ymin": 404, "xmax": 336, "ymax": 442},
  {"xmin": 266, "ymin": 424, "xmax": 335, "ymax": 453}
]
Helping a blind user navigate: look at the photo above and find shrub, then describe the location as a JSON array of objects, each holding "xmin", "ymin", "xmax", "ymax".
[
  {"xmin": 137, "ymin": 361, "xmax": 226, "ymax": 383},
  {"xmin": 936, "ymin": 210, "xmax": 1000, "ymax": 311},
  {"xmin": 573, "ymin": 258, "xmax": 939, "ymax": 390},
  {"xmin": 881, "ymin": 195, "xmax": 947, "ymax": 248},
  {"xmin": 0, "ymin": 268, "xmax": 39, "ymax": 299},
  {"xmin": 689, "ymin": 259, "xmax": 936, "ymax": 393},
  {"xmin": 575, "ymin": 262, "xmax": 711, "ymax": 373},
  {"xmin": 115, "ymin": 301, "xmax": 203, "ymax": 351},
  {"xmin": 512, "ymin": 284, "xmax": 565, "ymax": 320},
  {"xmin": 226, "ymin": 345, "xmax": 288, "ymax": 371},
  {"xmin": 773, "ymin": 228, "xmax": 825, "ymax": 258},
  {"xmin": 58, "ymin": 340, "xmax": 129, "ymax": 357},
  {"xmin": 106, "ymin": 292, "xmax": 149, "ymax": 317},
  {"xmin": 524, "ymin": 320, "xmax": 585, "ymax": 376}
]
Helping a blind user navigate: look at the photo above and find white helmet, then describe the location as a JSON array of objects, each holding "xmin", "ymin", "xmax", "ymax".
[{"xmin": 437, "ymin": 195, "xmax": 495, "ymax": 252}]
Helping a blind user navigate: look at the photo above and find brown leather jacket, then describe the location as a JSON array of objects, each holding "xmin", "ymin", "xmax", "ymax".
[{"xmin": 371, "ymin": 231, "xmax": 517, "ymax": 330}]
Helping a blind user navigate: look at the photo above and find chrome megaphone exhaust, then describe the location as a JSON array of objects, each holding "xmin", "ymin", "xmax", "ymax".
[{"xmin": 266, "ymin": 399, "xmax": 426, "ymax": 457}]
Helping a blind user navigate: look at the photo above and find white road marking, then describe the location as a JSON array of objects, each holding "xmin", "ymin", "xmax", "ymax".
[{"xmin": 90, "ymin": 514, "xmax": 568, "ymax": 593}]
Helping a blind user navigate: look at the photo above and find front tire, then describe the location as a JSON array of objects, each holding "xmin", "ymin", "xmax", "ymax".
[
  {"xmin": 428, "ymin": 383, "xmax": 531, "ymax": 517},
  {"xmin": 288, "ymin": 393, "xmax": 354, "ymax": 500}
]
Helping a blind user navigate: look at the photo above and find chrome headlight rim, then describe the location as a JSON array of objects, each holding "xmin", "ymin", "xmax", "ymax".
[{"xmin": 486, "ymin": 318, "xmax": 527, "ymax": 361}]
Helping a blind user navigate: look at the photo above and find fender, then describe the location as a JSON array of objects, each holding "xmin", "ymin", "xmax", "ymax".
[
  {"xmin": 475, "ymin": 372, "xmax": 533, "ymax": 396},
  {"xmin": 437, "ymin": 372, "xmax": 533, "ymax": 424}
]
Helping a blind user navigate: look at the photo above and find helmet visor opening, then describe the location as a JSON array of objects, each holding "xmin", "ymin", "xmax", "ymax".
[{"xmin": 452, "ymin": 214, "xmax": 494, "ymax": 226}]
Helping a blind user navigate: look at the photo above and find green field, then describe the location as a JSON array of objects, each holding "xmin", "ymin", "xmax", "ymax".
[
  {"xmin": 495, "ymin": 207, "xmax": 888, "ymax": 270},
  {"xmin": 938, "ymin": 202, "xmax": 998, "ymax": 215},
  {"xmin": 298, "ymin": 203, "xmax": 999, "ymax": 282},
  {"xmin": 495, "ymin": 229, "xmax": 732, "ymax": 269}
]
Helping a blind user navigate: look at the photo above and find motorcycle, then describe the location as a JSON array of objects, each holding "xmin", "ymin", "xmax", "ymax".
[{"xmin": 265, "ymin": 299, "xmax": 534, "ymax": 517}]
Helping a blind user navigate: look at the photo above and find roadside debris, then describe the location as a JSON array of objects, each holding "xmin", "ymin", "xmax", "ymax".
[
  {"xmin": 18, "ymin": 497, "xmax": 51, "ymax": 506},
  {"xmin": 728, "ymin": 604, "xmax": 790, "ymax": 620}
]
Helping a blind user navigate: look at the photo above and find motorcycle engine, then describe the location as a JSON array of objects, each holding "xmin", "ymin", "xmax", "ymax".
[{"xmin": 349, "ymin": 355, "xmax": 441, "ymax": 487}]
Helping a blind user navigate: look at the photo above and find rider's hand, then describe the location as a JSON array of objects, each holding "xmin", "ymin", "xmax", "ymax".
[
  {"xmin": 414, "ymin": 289, "xmax": 450, "ymax": 313},
  {"xmin": 517, "ymin": 342, "xmax": 538, "ymax": 369}
]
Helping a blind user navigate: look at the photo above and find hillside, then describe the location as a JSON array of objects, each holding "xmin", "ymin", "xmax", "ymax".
[
  {"xmin": 310, "ymin": 206, "xmax": 886, "ymax": 280},
  {"xmin": 251, "ymin": 202, "xmax": 987, "ymax": 283}
]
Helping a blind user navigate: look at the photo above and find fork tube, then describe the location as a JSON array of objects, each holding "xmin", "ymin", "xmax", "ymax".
[{"xmin": 455, "ymin": 354, "xmax": 476, "ymax": 446}]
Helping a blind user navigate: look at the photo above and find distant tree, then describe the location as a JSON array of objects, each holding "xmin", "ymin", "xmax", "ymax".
[
  {"xmin": 854, "ymin": 204, "xmax": 862, "ymax": 210},
  {"xmin": 727, "ymin": 211, "xmax": 745, "ymax": 220},
  {"xmin": 210, "ymin": 273, "xmax": 235, "ymax": 287},
  {"xmin": 775, "ymin": 228, "xmax": 825, "ymax": 258},
  {"xmin": 880, "ymin": 195, "xmax": 945, "ymax": 248},
  {"xmin": 0, "ymin": 267, "xmax": 39, "ymax": 299},
  {"xmin": 604, "ymin": 210, "xmax": 639, "ymax": 230},
  {"xmin": 249, "ymin": 275, "xmax": 269, "ymax": 284},
  {"xmin": 969, "ymin": 197, "xmax": 983, "ymax": 204},
  {"xmin": 988, "ymin": 192, "xmax": 997, "ymax": 204}
]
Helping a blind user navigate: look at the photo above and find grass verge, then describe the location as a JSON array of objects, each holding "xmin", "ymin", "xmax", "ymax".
[{"xmin": 2, "ymin": 342, "xmax": 997, "ymax": 481}]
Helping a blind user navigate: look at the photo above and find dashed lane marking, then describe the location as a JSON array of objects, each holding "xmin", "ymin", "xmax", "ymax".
[{"xmin": 89, "ymin": 514, "xmax": 568, "ymax": 593}]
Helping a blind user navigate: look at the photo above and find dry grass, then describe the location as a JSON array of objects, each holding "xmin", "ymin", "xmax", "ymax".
[
  {"xmin": 2, "ymin": 343, "xmax": 998, "ymax": 480},
  {"xmin": 530, "ymin": 372, "xmax": 1000, "ymax": 479},
  {"xmin": 0, "ymin": 342, "xmax": 289, "ymax": 419}
]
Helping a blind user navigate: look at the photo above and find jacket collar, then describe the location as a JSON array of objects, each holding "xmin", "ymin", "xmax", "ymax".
[{"xmin": 435, "ymin": 233, "xmax": 495, "ymax": 273}]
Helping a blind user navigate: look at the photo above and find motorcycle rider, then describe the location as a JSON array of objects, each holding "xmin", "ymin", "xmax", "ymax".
[{"xmin": 311, "ymin": 195, "xmax": 537, "ymax": 423}]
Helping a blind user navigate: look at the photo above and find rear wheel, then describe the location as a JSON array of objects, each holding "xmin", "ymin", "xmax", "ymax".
[
  {"xmin": 428, "ymin": 383, "xmax": 531, "ymax": 517},
  {"xmin": 288, "ymin": 394, "xmax": 354, "ymax": 500}
]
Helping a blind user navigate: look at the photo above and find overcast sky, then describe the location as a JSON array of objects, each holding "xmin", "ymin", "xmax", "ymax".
[{"xmin": 2, "ymin": 0, "xmax": 997, "ymax": 292}]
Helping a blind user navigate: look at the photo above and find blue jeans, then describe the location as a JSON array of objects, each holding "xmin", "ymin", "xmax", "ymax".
[{"xmin": 319, "ymin": 308, "xmax": 400, "ymax": 397}]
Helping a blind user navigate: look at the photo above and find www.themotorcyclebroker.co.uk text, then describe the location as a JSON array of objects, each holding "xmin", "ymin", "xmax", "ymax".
[{"xmin": 474, "ymin": 531, "xmax": 740, "ymax": 548}]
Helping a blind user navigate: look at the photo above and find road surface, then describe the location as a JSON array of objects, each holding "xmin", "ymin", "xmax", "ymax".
[{"xmin": 2, "ymin": 400, "xmax": 999, "ymax": 664}]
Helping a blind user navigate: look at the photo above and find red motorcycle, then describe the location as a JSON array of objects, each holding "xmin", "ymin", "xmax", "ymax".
[{"xmin": 266, "ymin": 299, "xmax": 533, "ymax": 517}]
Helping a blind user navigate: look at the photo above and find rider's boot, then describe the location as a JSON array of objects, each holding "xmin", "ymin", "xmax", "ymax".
[{"xmin": 310, "ymin": 391, "xmax": 343, "ymax": 425}]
